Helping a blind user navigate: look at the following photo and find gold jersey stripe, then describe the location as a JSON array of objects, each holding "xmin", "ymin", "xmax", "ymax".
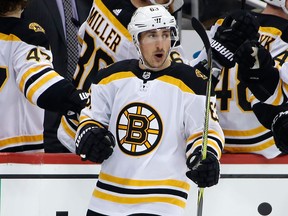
[
  {"xmin": 60, "ymin": 117, "xmax": 76, "ymax": 139},
  {"xmin": 223, "ymin": 125, "xmax": 268, "ymax": 137},
  {"xmin": 224, "ymin": 138, "xmax": 275, "ymax": 152},
  {"xmin": 26, "ymin": 71, "xmax": 60, "ymax": 102},
  {"xmin": 96, "ymin": 0, "xmax": 132, "ymax": 41},
  {"xmin": 19, "ymin": 65, "xmax": 50, "ymax": 93},
  {"xmin": 158, "ymin": 76, "xmax": 195, "ymax": 94},
  {"xmin": 0, "ymin": 134, "xmax": 43, "ymax": 147},
  {"xmin": 93, "ymin": 189, "xmax": 186, "ymax": 208},
  {"xmin": 99, "ymin": 172, "xmax": 190, "ymax": 191}
]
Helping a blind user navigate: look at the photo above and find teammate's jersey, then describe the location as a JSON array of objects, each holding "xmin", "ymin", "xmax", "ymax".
[
  {"xmin": 58, "ymin": 0, "xmax": 187, "ymax": 152},
  {"xmin": 0, "ymin": 17, "xmax": 66, "ymax": 152},
  {"xmin": 208, "ymin": 12, "xmax": 288, "ymax": 158},
  {"xmin": 77, "ymin": 59, "xmax": 224, "ymax": 215}
]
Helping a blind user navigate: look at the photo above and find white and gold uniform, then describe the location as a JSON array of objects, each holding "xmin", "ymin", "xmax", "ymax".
[
  {"xmin": 58, "ymin": 0, "xmax": 186, "ymax": 151},
  {"xmin": 0, "ymin": 17, "xmax": 81, "ymax": 152},
  {"xmin": 77, "ymin": 59, "xmax": 224, "ymax": 216},
  {"xmin": 206, "ymin": 12, "xmax": 288, "ymax": 158}
]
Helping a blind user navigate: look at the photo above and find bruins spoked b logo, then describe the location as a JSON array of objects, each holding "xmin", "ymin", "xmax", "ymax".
[{"xmin": 116, "ymin": 102, "xmax": 163, "ymax": 156}]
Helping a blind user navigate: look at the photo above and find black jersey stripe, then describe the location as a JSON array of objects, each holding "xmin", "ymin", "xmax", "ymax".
[
  {"xmin": 97, "ymin": 181, "xmax": 188, "ymax": 199},
  {"xmin": 23, "ymin": 67, "xmax": 51, "ymax": 96},
  {"xmin": 0, "ymin": 143, "xmax": 44, "ymax": 152},
  {"xmin": 225, "ymin": 131, "xmax": 273, "ymax": 145}
]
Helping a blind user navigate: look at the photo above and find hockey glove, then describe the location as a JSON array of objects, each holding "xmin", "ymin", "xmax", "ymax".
[
  {"xmin": 193, "ymin": 60, "xmax": 222, "ymax": 87},
  {"xmin": 211, "ymin": 10, "xmax": 259, "ymax": 68},
  {"xmin": 271, "ymin": 111, "xmax": 288, "ymax": 154},
  {"xmin": 234, "ymin": 40, "xmax": 279, "ymax": 101},
  {"xmin": 67, "ymin": 89, "xmax": 89, "ymax": 114},
  {"xmin": 75, "ymin": 124, "xmax": 115, "ymax": 163},
  {"xmin": 186, "ymin": 151, "xmax": 220, "ymax": 188}
]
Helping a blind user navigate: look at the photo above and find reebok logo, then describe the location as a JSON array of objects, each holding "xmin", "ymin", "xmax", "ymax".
[
  {"xmin": 211, "ymin": 39, "xmax": 234, "ymax": 61},
  {"xmin": 113, "ymin": 9, "xmax": 122, "ymax": 16}
]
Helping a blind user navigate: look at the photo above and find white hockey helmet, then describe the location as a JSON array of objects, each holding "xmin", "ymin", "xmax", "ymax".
[
  {"xmin": 264, "ymin": 0, "xmax": 288, "ymax": 14},
  {"xmin": 149, "ymin": 0, "xmax": 173, "ymax": 8},
  {"xmin": 128, "ymin": 5, "xmax": 179, "ymax": 49},
  {"xmin": 128, "ymin": 5, "xmax": 179, "ymax": 68}
]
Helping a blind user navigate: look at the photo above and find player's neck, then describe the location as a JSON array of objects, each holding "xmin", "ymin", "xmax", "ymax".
[{"xmin": 262, "ymin": 5, "xmax": 288, "ymax": 20}]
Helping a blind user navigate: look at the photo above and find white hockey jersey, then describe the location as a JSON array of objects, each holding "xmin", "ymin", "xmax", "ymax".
[
  {"xmin": 0, "ymin": 17, "xmax": 67, "ymax": 152},
  {"xmin": 58, "ymin": 0, "xmax": 187, "ymax": 152},
  {"xmin": 76, "ymin": 59, "xmax": 224, "ymax": 215},
  {"xmin": 193, "ymin": 12, "xmax": 288, "ymax": 159}
]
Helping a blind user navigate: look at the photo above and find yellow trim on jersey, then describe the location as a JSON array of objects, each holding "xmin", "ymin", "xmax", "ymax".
[
  {"xmin": 96, "ymin": 0, "xmax": 132, "ymax": 41},
  {"xmin": 60, "ymin": 117, "xmax": 76, "ymax": 139},
  {"xmin": 0, "ymin": 135, "xmax": 43, "ymax": 147},
  {"xmin": 19, "ymin": 65, "xmax": 50, "ymax": 93},
  {"xmin": 26, "ymin": 71, "xmax": 61, "ymax": 102},
  {"xmin": 99, "ymin": 172, "xmax": 190, "ymax": 191},
  {"xmin": 259, "ymin": 26, "xmax": 282, "ymax": 36},
  {"xmin": 99, "ymin": 72, "xmax": 135, "ymax": 85},
  {"xmin": 187, "ymin": 130, "xmax": 224, "ymax": 144},
  {"xmin": 223, "ymin": 125, "xmax": 268, "ymax": 137},
  {"xmin": 157, "ymin": 76, "xmax": 195, "ymax": 94},
  {"xmin": 79, "ymin": 119, "xmax": 104, "ymax": 129},
  {"xmin": 0, "ymin": 66, "xmax": 9, "ymax": 92},
  {"xmin": 224, "ymin": 138, "xmax": 275, "ymax": 152},
  {"xmin": 0, "ymin": 33, "xmax": 21, "ymax": 41},
  {"xmin": 93, "ymin": 189, "xmax": 186, "ymax": 208}
]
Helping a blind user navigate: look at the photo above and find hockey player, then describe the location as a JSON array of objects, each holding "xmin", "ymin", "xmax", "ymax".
[
  {"xmin": 192, "ymin": 1, "xmax": 288, "ymax": 158},
  {"xmin": 0, "ymin": 0, "xmax": 88, "ymax": 152},
  {"xmin": 57, "ymin": 0, "xmax": 186, "ymax": 152},
  {"xmin": 75, "ymin": 5, "xmax": 224, "ymax": 216},
  {"xmin": 232, "ymin": 0, "xmax": 288, "ymax": 154}
]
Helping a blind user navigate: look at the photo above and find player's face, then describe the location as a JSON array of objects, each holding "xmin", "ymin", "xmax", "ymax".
[{"xmin": 139, "ymin": 28, "xmax": 171, "ymax": 70}]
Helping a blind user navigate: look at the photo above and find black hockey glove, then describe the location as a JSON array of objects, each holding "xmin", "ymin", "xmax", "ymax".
[
  {"xmin": 67, "ymin": 89, "xmax": 89, "ymax": 114},
  {"xmin": 194, "ymin": 60, "xmax": 222, "ymax": 87},
  {"xmin": 271, "ymin": 111, "xmax": 288, "ymax": 154},
  {"xmin": 234, "ymin": 40, "xmax": 279, "ymax": 101},
  {"xmin": 75, "ymin": 124, "xmax": 115, "ymax": 163},
  {"xmin": 211, "ymin": 10, "xmax": 259, "ymax": 68},
  {"xmin": 186, "ymin": 151, "xmax": 220, "ymax": 188}
]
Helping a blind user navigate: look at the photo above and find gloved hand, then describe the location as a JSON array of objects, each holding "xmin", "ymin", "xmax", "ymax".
[
  {"xmin": 186, "ymin": 151, "xmax": 220, "ymax": 188},
  {"xmin": 67, "ymin": 89, "xmax": 89, "ymax": 114},
  {"xmin": 75, "ymin": 124, "xmax": 115, "ymax": 163},
  {"xmin": 194, "ymin": 60, "xmax": 222, "ymax": 87},
  {"xmin": 271, "ymin": 111, "xmax": 288, "ymax": 154},
  {"xmin": 211, "ymin": 10, "xmax": 259, "ymax": 68},
  {"xmin": 234, "ymin": 40, "xmax": 279, "ymax": 102}
]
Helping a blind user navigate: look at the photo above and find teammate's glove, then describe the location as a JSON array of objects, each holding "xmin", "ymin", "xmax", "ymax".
[
  {"xmin": 234, "ymin": 40, "xmax": 279, "ymax": 101},
  {"xmin": 75, "ymin": 124, "xmax": 115, "ymax": 163},
  {"xmin": 186, "ymin": 151, "xmax": 220, "ymax": 188},
  {"xmin": 271, "ymin": 111, "xmax": 288, "ymax": 154},
  {"xmin": 67, "ymin": 89, "xmax": 89, "ymax": 114},
  {"xmin": 211, "ymin": 10, "xmax": 259, "ymax": 68},
  {"xmin": 194, "ymin": 60, "xmax": 222, "ymax": 87}
]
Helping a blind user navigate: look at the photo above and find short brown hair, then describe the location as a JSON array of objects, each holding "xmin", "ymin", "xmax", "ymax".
[{"xmin": 0, "ymin": 0, "xmax": 27, "ymax": 16}]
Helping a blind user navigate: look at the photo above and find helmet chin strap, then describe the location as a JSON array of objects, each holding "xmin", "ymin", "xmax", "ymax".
[{"xmin": 149, "ymin": 0, "xmax": 173, "ymax": 8}]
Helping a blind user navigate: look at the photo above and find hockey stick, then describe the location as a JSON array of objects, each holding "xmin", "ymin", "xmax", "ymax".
[{"xmin": 191, "ymin": 17, "xmax": 213, "ymax": 216}]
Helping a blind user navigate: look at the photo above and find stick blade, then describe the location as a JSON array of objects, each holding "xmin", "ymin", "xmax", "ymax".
[{"xmin": 191, "ymin": 17, "xmax": 210, "ymax": 54}]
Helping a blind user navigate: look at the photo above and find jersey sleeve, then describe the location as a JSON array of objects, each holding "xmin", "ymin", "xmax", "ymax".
[
  {"xmin": 12, "ymin": 21, "xmax": 80, "ymax": 113},
  {"xmin": 184, "ymin": 94, "xmax": 224, "ymax": 160}
]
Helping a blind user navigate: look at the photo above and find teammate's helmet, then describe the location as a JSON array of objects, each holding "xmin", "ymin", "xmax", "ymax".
[
  {"xmin": 149, "ymin": 0, "xmax": 173, "ymax": 8},
  {"xmin": 128, "ymin": 5, "xmax": 179, "ymax": 50},
  {"xmin": 264, "ymin": 0, "xmax": 288, "ymax": 14}
]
